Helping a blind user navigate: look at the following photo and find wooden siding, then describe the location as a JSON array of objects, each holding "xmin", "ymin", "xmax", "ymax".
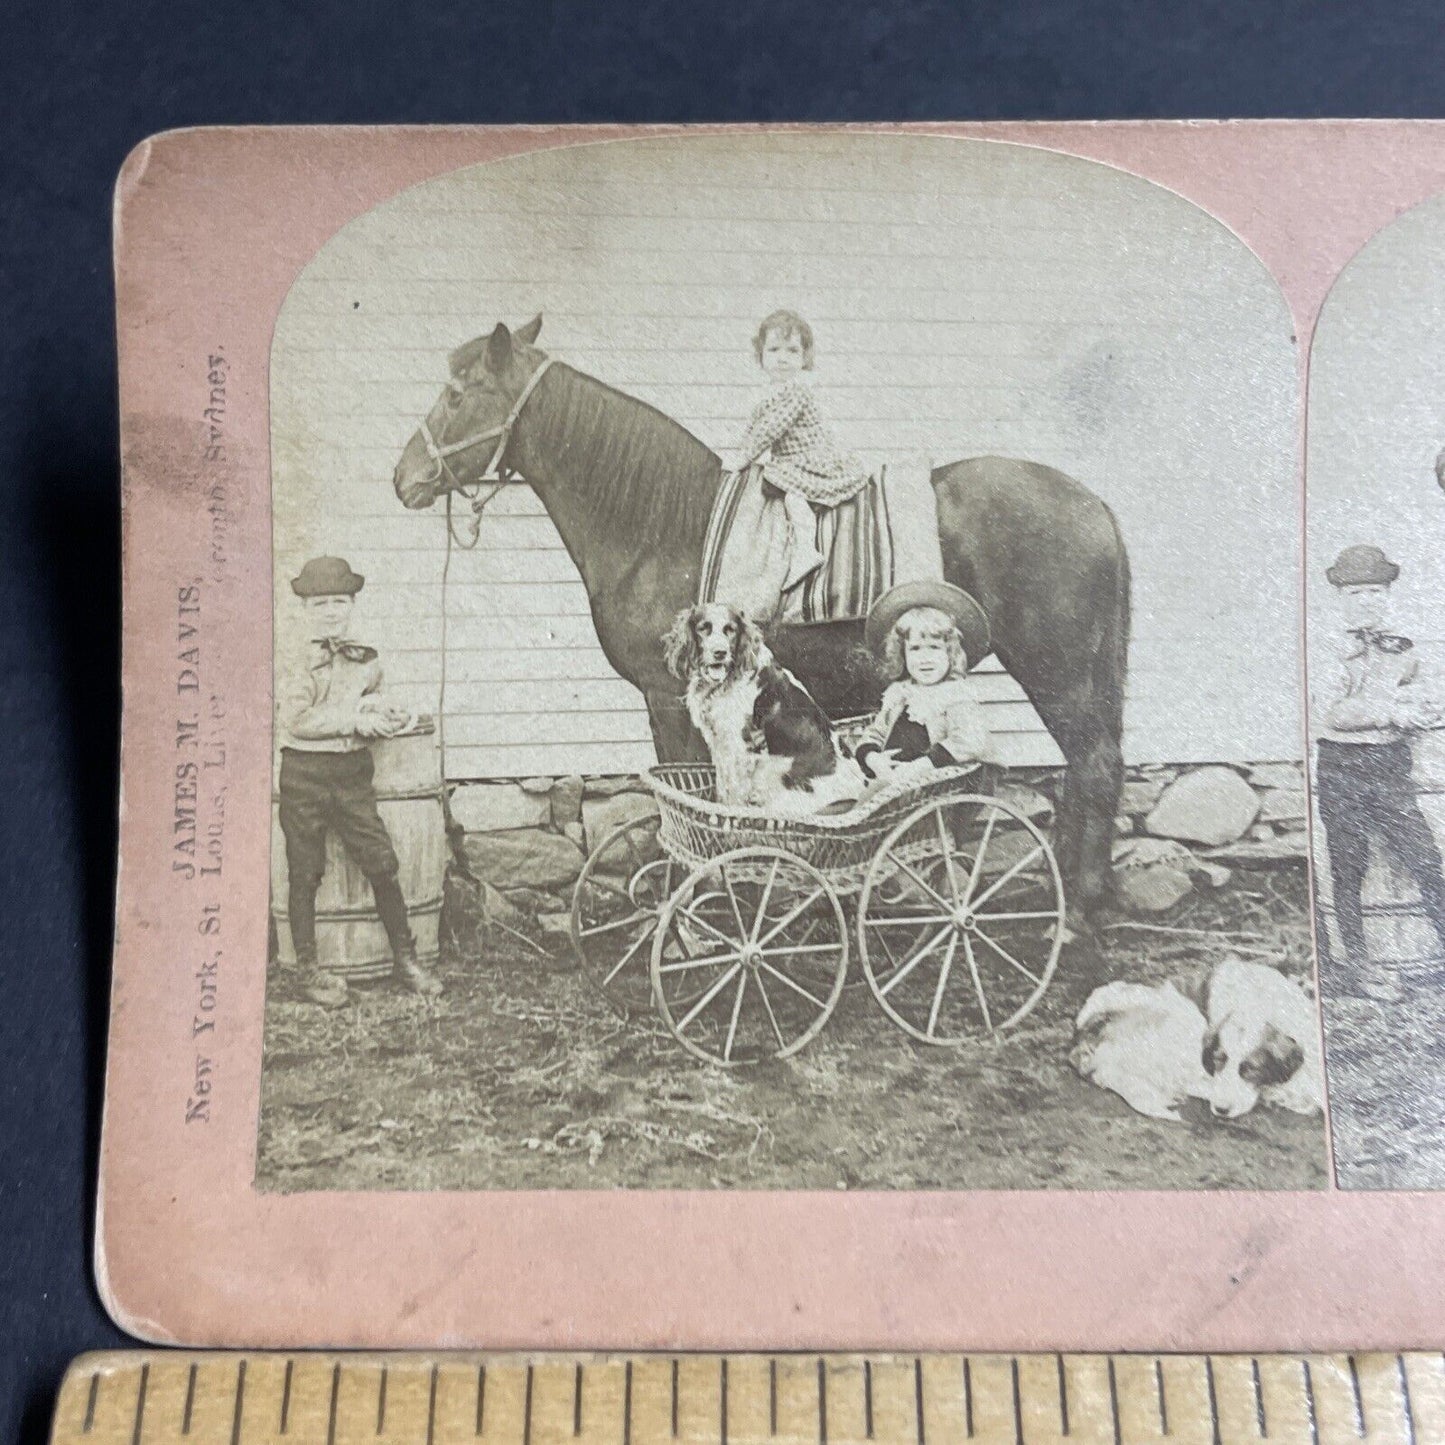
[{"xmin": 271, "ymin": 133, "xmax": 1301, "ymax": 779}]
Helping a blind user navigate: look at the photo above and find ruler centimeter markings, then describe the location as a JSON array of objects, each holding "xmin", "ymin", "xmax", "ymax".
[{"xmin": 46, "ymin": 1352, "xmax": 1445, "ymax": 1445}]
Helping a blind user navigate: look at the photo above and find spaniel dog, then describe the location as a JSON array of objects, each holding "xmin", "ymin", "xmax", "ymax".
[{"xmin": 663, "ymin": 603, "xmax": 863, "ymax": 816}]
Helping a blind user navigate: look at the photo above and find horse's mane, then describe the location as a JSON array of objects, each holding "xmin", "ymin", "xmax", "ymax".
[{"xmin": 525, "ymin": 361, "xmax": 723, "ymax": 551}]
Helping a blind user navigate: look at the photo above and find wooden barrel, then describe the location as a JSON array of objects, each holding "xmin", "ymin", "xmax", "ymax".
[
  {"xmin": 270, "ymin": 723, "xmax": 447, "ymax": 980},
  {"xmin": 1315, "ymin": 727, "xmax": 1445, "ymax": 976}
]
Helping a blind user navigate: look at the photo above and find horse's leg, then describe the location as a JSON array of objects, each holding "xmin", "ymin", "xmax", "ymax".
[
  {"xmin": 1028, "ymin": 685, "xmax": 1124, "ymax": 920},
  {"xmin": 644, "ymin": 690, "xmax": 707, "ymax": 766}
]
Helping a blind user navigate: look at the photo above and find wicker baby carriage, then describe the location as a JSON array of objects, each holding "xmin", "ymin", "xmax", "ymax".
[{"xmin": 570, "ymin": 748, "xmax": 1064, "ymax": 1065}]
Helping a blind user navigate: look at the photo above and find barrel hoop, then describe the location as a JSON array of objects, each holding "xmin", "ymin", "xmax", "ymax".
[
  {"xmin": 272, "ymin": 896, "xmax": 443, "ymax": 923},
  {"xmin": 272, "ymin": 788, "xmax": 443, "ymax": 805},
  {"xmin": 1318, "ymin": 899, "xmax": 1441, "ymax": 919}
]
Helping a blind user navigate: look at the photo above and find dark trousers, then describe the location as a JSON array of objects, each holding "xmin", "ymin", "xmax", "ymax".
[
  {"xmin": 278, "ymin": 748, "xmax": 412, "ymax": 963},
  {"xmin": 1316, "ymin": 737, "xmax": 1445, "ymax": 967}
]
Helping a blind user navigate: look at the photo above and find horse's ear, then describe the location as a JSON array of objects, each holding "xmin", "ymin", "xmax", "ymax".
[
  {"xmin": 515, "ymin": 314, "xmax": 543, "ymax": 346},
  {"xmin": 485, "ymin": 322, "xmax": 514, "ymax": 373}
]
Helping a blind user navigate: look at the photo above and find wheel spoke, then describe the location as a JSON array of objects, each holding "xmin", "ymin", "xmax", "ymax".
[
  {"xmin": 972, "ymin": 926, "xmax": 1044, "ymax": 986},
  {"xmin": 580, "ymin": 910, "xmax": 652, "ymax": 940},
  {"xmin": 960, "ymin": 804, "xmax": 999, "ymax": 903},
  {"xmin": 926, "ymin": 932, "xmax": 959, "ymax": 1039},
  {"xmin": 721, "ymin": 866, "xmax": 749, "ymax": 939},
  {"xmin": 601, "ymin": 925, "xmax": 657, "ymax": 986},
  {"xmin": 758, "ymin": 960, "xmax": 829, "ymax": 1011},
  {"xmin": 755, "ymin": 887, "xmax": 827, "ymax": 949},
  {"xmin": 677, "ymin": 964, "xmax": 742, "ymax": 1031},
  {"xmin": 755, "ymin": 972, "xmax": 787, "ymax": 1050},
  {"xmin": 972, "ymin": 909, "xmax": 1058, "ymax": 923},
  {"xmin": 935, "ymin": 809, "xmax": 962, "ymax": 904},
  {"xmin": 679, "ymin": 907, "xmax": 741, "ymax": 949},
  {"xmin": 968, "ymin": 844, "xmax": 1045, "ymax": 912},
  {"xmin": 749, "ymin": 857, "xmax": 781, "ymax": 943},
  {"xmin": 961, "ymin": 933, "xmax": 994, "ymax": 1032},
  {"xmin": 864, "ymin": 912, "xmax": 953, "ymax": 929},
  {"xmin": 658, "ymin": 950, "xmax": 744, "ymax": 975},
  {"xmin": 883, "ymin": 853, "xmax": 952, "ymax": 910},
  {"xmin": 759, "ymin": 941, "xmax": 843, "ymax": 958},
  {"xmin": 723, "ymin": 970, "xmax": 749, "ymax": 1062},
  {"xmin": 878, "ymin": 923, "xmax": 955, "ymax": 998}
]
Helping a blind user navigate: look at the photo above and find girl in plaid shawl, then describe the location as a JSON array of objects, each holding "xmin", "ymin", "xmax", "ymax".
[{"xmin": 738, "ymin": 310, "xmax": 870, "ymax": 590}]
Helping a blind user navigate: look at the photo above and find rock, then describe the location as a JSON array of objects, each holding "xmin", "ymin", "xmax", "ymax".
[
  {"xmin": 1113, "ymin": 835, "xmax": 1192, "ymax": 870},
  {"xmin": 1248, "ymin": 762, "xmax": 1305, "ymax": 791},
  {"xmin": 584, "ymin": 776, "xmax": 648, "ymax": 799},
  {"xmin": 1115, "ymin": 863, "xmax": 1194, "ymax": 914},
  {"xmin": 1145, "ymin": 766, "xmax": 1261, "ymax": 846},
  {"xmin": 519, "ymin": 775, "xmax": 555, "ymax": 795},
  {"xmin": 479, "ymin": 880, "xmax": 528, "ymax": 931},
  {"xmin": 1203, "ymin": 834, "xmax": 1309, "ymax": 865},
  {"xmin": 499, "ymin": 885, "xmax": 554, "ymax": 917},
  {"xmin": 583, "ymin": 791, "xmax": 661, "ymax": 850},
  {"xmin": 1114, "ymin": 814, "xmax": 1134, "ymax": 837},
  {"xmin": 997, "ymin": 782, "xmax": 1052, "ymax": 819},
  {"xmin": 550, "ymin": 775, "xmax": 584, "ymax": 829},
  {"xmin": 1249, "ymin": 823, "xmax": 1276, "ymax": 842},
  {"xmin": 462, "ymin": 829, "xmax": 585, "ymax": 891},
  {"xmin": 1184, "ymin": 859, "xmax": 1233, "ymax": 889},
  {"xmin": 450, "ymin": 782, "xmax": 551, "ymax": 833},
  {"xmin": 1120, "ymin": 777, "xmax": 1167, "ymax": 815},
  {"xmin": 536, "ymin": 911, "xmax": 572, "ymax": 942},
  {"xmin": 563, "ymin": 822, "xmax": 586, "ymax": 849},
  {"xmin": 1258, "ymin": 787, "xmax": 1307, "ymax": 824},
  {"xmin": 1275, "ymin": 816, "xmax": 1310, "ymax": 834}
]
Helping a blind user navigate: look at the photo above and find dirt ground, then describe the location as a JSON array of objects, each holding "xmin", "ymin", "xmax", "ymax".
[{"xmin": 256, "ymin": 863, "xmax": 1328, "ymax": 1192}]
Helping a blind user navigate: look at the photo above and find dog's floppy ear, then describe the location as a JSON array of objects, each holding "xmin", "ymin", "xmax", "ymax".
[
  {"xmin": 1241, "ymin": 1025, "xmax": 1304, "ymax": 1088},
  {"xmin": 662, "ymin": 607, "xmax": 701, "ymax": 681},
  {"xmin": 735, "ymin": 610, "xmax": 765, "ymax": 675},
  {"xmin": 1200, "ymin": 1024, "xmax": 1226, "ymax": 1077}
]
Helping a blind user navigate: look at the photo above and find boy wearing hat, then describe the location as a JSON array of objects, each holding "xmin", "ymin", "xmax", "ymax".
[
  {"xmin": 1315, "ymin": 544, "xmax": 1445, "ymax": 996},
  {"xmin": 277, "ymin": 556, "xmax": 442, "ymax": 1005}
]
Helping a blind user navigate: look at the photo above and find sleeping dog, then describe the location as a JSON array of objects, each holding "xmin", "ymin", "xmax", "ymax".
[
  {"xmin": 663, "ymin": 603, "xmax": 863, "ymax": 816},
  {"xmin": 1072, "ymin": 958, "xmax": 1323, "ymax": 1121},
  {"xmin": 1200, "ymin": 957, "xmax": 1323, "ymax": 1118}
]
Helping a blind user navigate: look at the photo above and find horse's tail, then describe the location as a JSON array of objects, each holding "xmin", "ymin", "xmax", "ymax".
[{"xmin": 1094, "ymin": 500, "xmax": 1131, "ymax": 741}]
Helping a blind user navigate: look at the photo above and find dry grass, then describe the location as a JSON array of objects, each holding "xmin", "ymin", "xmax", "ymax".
[{"xmin": 256, "ymin": 863, "xmax": 1328, "ymax": 1193}]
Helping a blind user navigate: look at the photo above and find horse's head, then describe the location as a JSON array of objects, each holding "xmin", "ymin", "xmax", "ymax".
[{"xmin": 392, "ymin": 314, "xmax": 545, "ymax": 509}]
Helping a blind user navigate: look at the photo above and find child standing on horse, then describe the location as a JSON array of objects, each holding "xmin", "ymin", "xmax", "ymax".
[{"xmin": 738, "ymin": 309, "xmax": 871, "ymax": 591}]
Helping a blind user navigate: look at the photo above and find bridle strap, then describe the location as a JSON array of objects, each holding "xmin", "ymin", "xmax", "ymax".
[{"xmin": 419, "ymin": 357, "xmax": 554, "ymax": 494}]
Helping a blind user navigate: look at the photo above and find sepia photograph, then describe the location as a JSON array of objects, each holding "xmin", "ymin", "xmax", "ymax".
[
  {"xmin": 1308, "ymin": 191, "xmax": 1445, "ymax": 1189},
  {"xmin": 257, "ymin": 132, "xmax": 1327, "ymax": 1193}
]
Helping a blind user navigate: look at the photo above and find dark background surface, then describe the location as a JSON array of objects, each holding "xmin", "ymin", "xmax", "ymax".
[{"xmin": 3, "ymin": 1, "xmax": 1443, "ymax": 1439}]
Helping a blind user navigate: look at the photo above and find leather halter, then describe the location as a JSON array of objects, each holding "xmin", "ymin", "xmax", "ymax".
[{"xmin": 417, "ymin": 357, "xmax": 554, "ymax": 496}]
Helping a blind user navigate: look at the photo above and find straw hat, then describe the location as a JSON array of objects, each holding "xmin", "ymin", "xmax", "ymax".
[{"xmin": 864, "ymin": 579, "xmax": 991, "ymax": 669}]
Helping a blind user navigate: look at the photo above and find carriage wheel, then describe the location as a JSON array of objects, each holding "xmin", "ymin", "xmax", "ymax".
[
  {"xmin": 858, "ymin": 794, "xmax": 1064, "ymax": 1044},
  {"xmin": 570, "ymin": 815, "xmax": 679, "ymax": 1019},
  {"xmin": 650, "ymin": 847, "xmax": 848, "ymax": 1065}
]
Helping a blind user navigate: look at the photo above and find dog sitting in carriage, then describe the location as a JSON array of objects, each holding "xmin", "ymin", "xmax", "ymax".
[{"xmin": 663, "ymin": 603, "xmax": 864, "ymax": 817}]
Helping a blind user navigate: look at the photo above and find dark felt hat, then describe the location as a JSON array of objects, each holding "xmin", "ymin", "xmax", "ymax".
[
  {"xmin": 865, "ymin": 579, "xmax": 992, "ymax": 670},
  {"xmin": 291, "ymin": 556, "xmax": 365, "ymax": 597},
  {"xmin": 1325, "ymin": 544, "xmax": 1399, "ymax": 588}
]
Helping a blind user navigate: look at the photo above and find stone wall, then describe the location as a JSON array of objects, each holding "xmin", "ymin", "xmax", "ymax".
[{"xmin": 446, "ymin": 760, "xmax": 1309, "ymax": 943}]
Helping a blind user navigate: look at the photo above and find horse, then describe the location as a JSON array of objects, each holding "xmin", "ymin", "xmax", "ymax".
[{"xmin": 392, "ymin": 316, "xmax": 1131, "ymax": 924}]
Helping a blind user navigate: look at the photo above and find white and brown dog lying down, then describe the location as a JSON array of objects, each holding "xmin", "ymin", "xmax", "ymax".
[
  {"xmin": 663, "ymin": 603, "xmax": 864, "ymax": 818},
  {"xmin": 1070, "ymin": 958, "xmax": 1323, "ymax": 1122}
]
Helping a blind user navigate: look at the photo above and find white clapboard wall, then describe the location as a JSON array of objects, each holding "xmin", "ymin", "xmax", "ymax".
[
  {"xmin": 271, "ymin": 133, "xmax": 1301, "ymax": 780},
  {"xmin": 1308, "ymin": 191, "xmax": 1445, "ymax": 678}
]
